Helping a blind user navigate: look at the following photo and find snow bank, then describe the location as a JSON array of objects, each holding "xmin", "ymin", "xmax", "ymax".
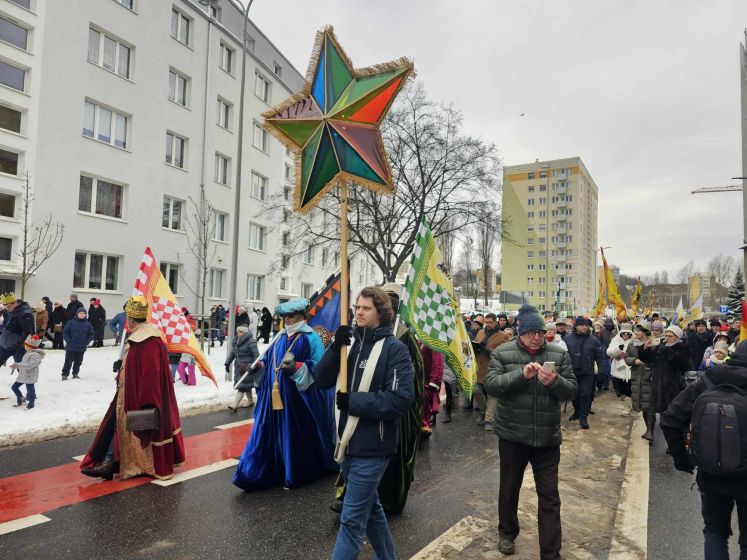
[{"xmin": 0, "ymin": 341, "xmax": 267, "ymax": 448}]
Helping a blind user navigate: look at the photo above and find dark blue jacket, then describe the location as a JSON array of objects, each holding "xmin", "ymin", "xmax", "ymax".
[
  {"xmin": 315, "ymin": 324, "xmax": 414, "ymax": 458},
  {"xmin": 0, "ymin": 301, "xmax": 35, "ymax": 351},
  {"xmin": 564, "ymin": 330, "xmax": 609, "ymax": 377},
  {"xmin": 63, "ymin": 315, "xmax": 95, "ymax": 352}
]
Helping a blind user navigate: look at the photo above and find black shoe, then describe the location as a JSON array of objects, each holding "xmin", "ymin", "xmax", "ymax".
[
  {"xmin": 443, "ymin": 411, "xmax": 452, "ymax": 423},
  {"xmin": 13, "ymin": 397, "xmax": 26, "ymax": 407},
  {"xmin": 329, "ymin": 500, "xmax": 343, "ymax": 514},
  {"xmin": 430, "ymin": 413, "xmax": 437, "ymax": 425},
  {"xmin": 568, "ymin": 412, "xmax": 580, "ymax": 421},
  {"xmin": 81, "ymin": 458, "xmax": 114, "ymax": 481},
  {"xmin": 72, "ymin": 374, "xmax": 80, "ymax": 379},
  {"xmin": 589, "ymin": 410, "xmax": 595, "ymax": 415},
  {"xmin": 62, "ymin": 375, "xmax": 68, "ymax": 380},
  {"xmin": 580, "ymin": 416, "xmax": 589, "ymax": 429},
  {"xmin": 26, "ymin": 399, "xmax": 35, "ymax": 410},
  {"xmin": 498, "ymin": 536, "xmax": 516, "ymax": 555}
]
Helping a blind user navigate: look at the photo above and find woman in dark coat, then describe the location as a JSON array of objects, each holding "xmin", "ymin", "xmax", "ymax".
[
  {"xmin": 626, "ymin": 322, "xmax": 656, "ymax": 442},
  {"xmin": 51, "ymin": 303, "xmax": 68, "ymax": 349},
  {"xmin": 639, "ymin": 324, "xmax": 691, "ymax": 417},
  {"xmin": 259, "ymin": 307, "xmax": 272, "ymax": 343},
  {"xmin": 88, "ymin": 299, "xmax": 106, "ymax": 347}
]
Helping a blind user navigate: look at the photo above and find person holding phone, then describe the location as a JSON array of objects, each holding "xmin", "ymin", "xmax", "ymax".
[{"xmin": 485, "ymin": 303, "xmax": 578, "ymax": 559}]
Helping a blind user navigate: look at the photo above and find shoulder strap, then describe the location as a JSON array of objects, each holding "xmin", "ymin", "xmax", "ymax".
[
  {"xmin": 700, "ymin": 372, "xmax": 715, "ymax": 391},
  {"xmin": 334, "ymin": 338, "xmax": 386, "ymax": 464}
]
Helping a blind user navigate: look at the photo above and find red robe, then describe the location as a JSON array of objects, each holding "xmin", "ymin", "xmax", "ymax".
[{"xmin": 81, "ymin": 324, "xmax": 185, "ymax": 480}]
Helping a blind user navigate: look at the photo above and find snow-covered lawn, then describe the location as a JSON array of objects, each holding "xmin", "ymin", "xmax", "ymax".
[{"xmin": 0, "ymin": 341, "xmax": 267, "ymax": 447}]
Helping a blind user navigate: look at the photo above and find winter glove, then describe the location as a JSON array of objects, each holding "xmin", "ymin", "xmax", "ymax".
[
  {"xmin": 673, "ymin": 454, "xmax": 695, "ymax": 474},
  {"xmin": 112, "ymin": 360, "xmax": 122, "ymax": 373},
  {"xmin": 336, "ymin": 390, "xmax": 349, "ymax": 412},
  {"xmin": 331, "ymin": 325, "xmax": 352, "ymax": 353},
  {"xmin": 280, "ymin": 352, "xmax": 296, "ymax": 378},
  {"xmin": 225, "ymin": 364, "xmax": 230, "ymax": 373}
]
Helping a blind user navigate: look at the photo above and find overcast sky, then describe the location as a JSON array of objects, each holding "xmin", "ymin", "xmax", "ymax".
[{"xmin": 250, "ymin": 0, "xmax": 747, "ymax": 280}]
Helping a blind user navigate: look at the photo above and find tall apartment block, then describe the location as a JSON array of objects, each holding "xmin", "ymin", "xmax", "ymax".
[
  {"xmin": 501, "ymin": 157, "xmax": 598, "ymax": 313},
  {"xmin": 0, "ymin": 0, "xmax": 377, "ymax": 313}
]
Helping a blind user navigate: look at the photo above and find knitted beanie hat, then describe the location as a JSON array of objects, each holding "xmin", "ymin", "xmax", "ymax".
[{"xmin": 517, "ymin": 303, "xmax": 546, "ymax": 336}]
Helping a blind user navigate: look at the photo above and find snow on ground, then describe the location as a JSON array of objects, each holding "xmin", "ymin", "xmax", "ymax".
[{"xmin": 0, "ymin": 340, "xmax": 268, "ymax": 447}]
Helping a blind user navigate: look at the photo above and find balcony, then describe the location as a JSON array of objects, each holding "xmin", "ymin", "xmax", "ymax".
[
  {"xmin": 556, "ymin": 199, "xmax": 567, "ymax": 208},
  {"xmin": 555, "ymin": 253, "xmax": 566, "ymax": 262},
  {"xmin": 556, "ymin": 185, "xmax": 567, "ymax": 195}
]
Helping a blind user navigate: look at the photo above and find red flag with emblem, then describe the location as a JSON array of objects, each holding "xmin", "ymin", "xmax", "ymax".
[{"xmin": 132, "ymin": 247, "xmax": 217, "ymax": 387}]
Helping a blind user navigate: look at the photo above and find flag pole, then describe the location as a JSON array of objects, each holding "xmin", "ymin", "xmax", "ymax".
[{"xmin": 339, "ymin": 184, "xmax": 350, "ymax": 393}]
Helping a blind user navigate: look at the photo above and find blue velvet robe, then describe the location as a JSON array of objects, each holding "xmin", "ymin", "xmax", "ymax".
[{"xmin": 233, "ymin": 324, "xmax": 338, "ymax": 490}]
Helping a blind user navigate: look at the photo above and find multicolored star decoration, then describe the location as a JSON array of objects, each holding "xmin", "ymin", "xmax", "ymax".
[{"xmin": 262, "ymin": 26, "xmax": 414, "ymax": 212}]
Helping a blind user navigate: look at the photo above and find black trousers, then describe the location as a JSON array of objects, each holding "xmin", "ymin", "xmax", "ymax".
[
  {"xmin": 62, "ymin": 351, "xmax": 85, "ymax": 375},
  {"xmin": 498, "ymin": 438, "xmax": 562, "ymax": 560},
  {"xmin": 700, "ymin": 488, "xmax": 747, "ymax": 556},
  {"xmin": 53, "ymin": 331, "xmax": 64, "ymax": 349},
  {"xmin": 443, "ymin": 381, "xmax": 453, "ymax": 412},
  {"xmin": 572, "ymin": 375, "xmax": 595, "ymax": 418}
]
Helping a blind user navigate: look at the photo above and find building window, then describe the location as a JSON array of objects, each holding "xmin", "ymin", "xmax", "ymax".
[
  {"xmin": 302, "ymin": 282, "xmax": 313, "ymax": 299},
  {"xmin": 219, "ymin": 42, "xmax": 234, "ymax": 74},
  {"xmin": 526, "ymin": 211, "xmax": 534, "ymax": 219},
  {"xmin": 273, "ymin": 62, "xmax": 282, "ymax": 78},
  {"xmin": 0, "ymin": 193, "xmax": 14, "ymax": 217},
  {"xmin": 162, "ymin": 196, "xmax": 183, "ymax": 230},
  {"xmin": 539, "ymin": 170, "xmax": 547, "ymax": 178},
  {"xmin": 168, "ymin": 69, "xmax": 188, "ymax": 106},
  {"xmin": 251, "ymin": 172, "xmax": 267, "ymax": 200},
  {"xmin": 527, "ymin": 277, "xmax": 533, "ymax": 285},
  {"xmin": 0, "ymin": 17, "xmax": 28, "ymax": 50},
  {"xmin": 215, "ymin": 153, "xmax": 229, "ymax": 185},
  {"xmin": 208, "ymin": 268, "xmax": 224, "ymax": 298},
  {"xmin": 527, "ymin": 172, "xmax": 535, "ymax": 179},
  {"xmin": 283, "ymin": 186, "xmax": 291, "ymax": 201},
  {"xmin": 252, "ymin": 122, "xmax": 267, "ymax": 151},
  {"xmin": 247, "ymin": 274, "xmax": 263, "ymax": 301},
  {"xmin": 165, "ymin": 131, "xmax": 186, "ymax": 168},
  {"xmin": 334, "ymin": 251, "xmax": 340, "ymax": 267},
  {"xmin": 279, "ymin": 275, "xmax": 289, "ymax": 291},
  {"xmin": 171, "ymin": 8, "xmax": 190, "ymax": 46},
  {"xmin": 217, "ymin": 97, "xmax": 231, "ymax": 129},
  {"xmin": 207, "ymin": 3, "xmax": 221, "ymax": 20},
  {"xmin": 528, "ymin": 186, "xmax": 535, "ymax": 193},
  {"xmin": 527, "ymin": 199, "xmax": 535, "ymax": 206},
  {"xmin": 88, "ymin": 28, "xmax": 131, "ymax": 79},
  {"xmin": 159, "ymin": 262, "xmax": 180, "ymax": 295},
  {"xmin": 281, "ymin": 254, "xmax": 290, "ymax": 270},
  {"xmin": 246, "ymin": 35, "xmax": 256, "ymax": 51},
  {"xmin": 303, "ymin": 243, "xmax": 313, "ymax": 264},
  {"xmin": 73, "ymin": 252, "xmax": 120, "ymax": 291},
  {"xmin": 0, "ymin": 104, "xmax": 21, "ymax": 133},
  {"xmin": 539, "ymin": 197, "xmax": 546, "ymax": 205},
  {"xmin": 0, "ymin": 237, "xmax": 11, "ymax": 260},
  {"xmin": 248, "ymin": 222, "xmax": 266, "ymax": 251},
  {"xmin": 321, "ymin": 247, "xmax": 329, "ymax": 267},
  {"xmin": 527, "ymin": 264, "xmax": 534, "ymax": 271},
  {"xmin": 527, "ymin": 251, "xmax": 534, "ymax": 258},
  {"xmin": 78, "ymin": 175, "xmax": 124, "ymax": 219},
  {"xmin": 281, "ymin": 231, "xmax": 290, "ymax": 248},
  {"xmin": 83, "ymin": 101, "xmax": 128, "ymax": 149},
  {"xmin": 0, "ymin": 59, "xmax": 25, "ymax": 91},
  {"xmin": 213, "ymin": 212, "xmax": 227, "ymax": 241},
  {"xmin": 526, "ymin": 238, "xmax": 534, "ymax": 245},
  {"xmin": 255, "ymin": 73, "xmax": 270, "ymax": 103},
  {"xmin": 539, "ymin": 185, "xmax": 546, "ymax": 192},
  {"xmin": 0, "ymin": 149, "xmax": 19, "ymax": 175},
  {"xmin": 8, "ymin": 0, "xmax": 31, "ymax": 8},
  {"xmin": 527, "ymin": 225, "xmax": 534, "ymax": 232},
  {"xmin": 115, "ymin": 0, "xmax": 135, "ymax": 9},
  {"xmin": 284, "ymin": 163, "xmax": 292, "ymax": 182},
  {"xmin": 539, "ymin": 290, "xmax": 546, "ymax": 298}
]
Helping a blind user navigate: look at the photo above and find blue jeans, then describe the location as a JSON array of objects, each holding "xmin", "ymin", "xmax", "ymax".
[
  {"xmin": 701, "ymin": 489, "xmax": 747, "ymax": 559},
  {"xmin": 169, "ymin": 363, "xmax": 179, "ymax": 381},
  {"xmin": 332, "ymin": 456, "xmax": 396, "ymax": 560},
  {"xmin": 11, "ymin": 381, "xmax": 35, "ymax": 402}
]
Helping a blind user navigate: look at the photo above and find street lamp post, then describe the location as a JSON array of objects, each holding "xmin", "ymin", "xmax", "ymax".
[{"xmin": 202, "ymin": 0, "xmax": 255, "ymax": 348}]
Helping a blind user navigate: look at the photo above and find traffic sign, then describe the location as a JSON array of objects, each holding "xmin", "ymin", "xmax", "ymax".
[{"xmin": 719, "ymin": 305, "xmax": 729, "ymax": 313}]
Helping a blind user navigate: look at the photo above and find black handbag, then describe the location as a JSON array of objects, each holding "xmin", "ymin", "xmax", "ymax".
[{"xmin": 126, "ymin": 408, "xmax": 160, "ymax": 431}]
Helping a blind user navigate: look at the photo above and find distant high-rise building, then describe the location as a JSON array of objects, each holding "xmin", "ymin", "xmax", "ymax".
[{"xmin": 500, "ymin": 157, "xmax": 599, "ymax": 313}]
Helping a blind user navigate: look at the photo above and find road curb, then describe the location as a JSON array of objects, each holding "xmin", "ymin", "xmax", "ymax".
[{"xmin": 609, "ymin": 414, "xmax": 649, "ymax": 559}]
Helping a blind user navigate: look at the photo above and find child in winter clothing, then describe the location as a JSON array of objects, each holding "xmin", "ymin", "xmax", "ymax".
[
  {"xmin": 177, "ymin": 353, "xmax": 196, "ymax": 386},
  {"xmin": 62, "ymin": 309, "xmax": 94, "ymax": 379},
  {"xmin": 10, "ymin": 335, "xmax": 45, "ymax": 409}
]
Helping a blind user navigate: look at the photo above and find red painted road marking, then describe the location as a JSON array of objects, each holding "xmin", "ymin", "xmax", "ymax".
[{"xmin": 0, "ymin": 423, "xmax": 252, "ymax": 524}]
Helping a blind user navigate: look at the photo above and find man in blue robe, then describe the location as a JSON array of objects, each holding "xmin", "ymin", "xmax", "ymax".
[{"xmin": 233, "ymin": 298, "xmax": 338, "ymax": 490}]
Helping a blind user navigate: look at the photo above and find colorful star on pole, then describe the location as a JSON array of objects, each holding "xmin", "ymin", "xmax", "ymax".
[{"xmin": 262, "ymin": 26, "xmax": 414, "ymax": 212}]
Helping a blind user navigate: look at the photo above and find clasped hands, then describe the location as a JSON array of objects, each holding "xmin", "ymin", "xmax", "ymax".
[
  {"xmin": 280, "ymin": 352, "xmax": 297, "ymax": 378},
  {"xmin": 523, "ymin": 362, "xmax": 556, "ymax": 386}
]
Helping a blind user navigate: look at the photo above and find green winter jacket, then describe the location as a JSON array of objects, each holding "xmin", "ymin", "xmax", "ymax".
[{"xmin": 485, "ymin": 339, "xmax": 578, "ymax": 448}]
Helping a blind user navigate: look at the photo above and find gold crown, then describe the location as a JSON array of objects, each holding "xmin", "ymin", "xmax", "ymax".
[
  {"xmin": 0, "ymin": 292, "xmax": 16, "ymax": 305},
  {"xmin": 125, "ymin": 296, "xmax": 149, "ymax": 319}
]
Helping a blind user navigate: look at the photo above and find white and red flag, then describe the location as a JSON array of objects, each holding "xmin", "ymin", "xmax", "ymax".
[{"xmin": 132, "ymin": 247, "xmax": 216, "ymax": 386}]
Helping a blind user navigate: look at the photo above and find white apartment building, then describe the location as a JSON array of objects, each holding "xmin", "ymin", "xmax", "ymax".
[{"xmin": 0, "ymin": 0, "xmax": 379, "ymax": 316}]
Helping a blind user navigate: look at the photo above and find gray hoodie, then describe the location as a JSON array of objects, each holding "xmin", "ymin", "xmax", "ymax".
[{"xmin": 13, "ymin": 348, "xmax": 45, "ymax": 384}]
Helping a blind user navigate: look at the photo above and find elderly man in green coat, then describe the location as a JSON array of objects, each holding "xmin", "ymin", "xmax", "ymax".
[{"xmin": 485, "ymin": 303, "xmax": 577, "ymax": 560}]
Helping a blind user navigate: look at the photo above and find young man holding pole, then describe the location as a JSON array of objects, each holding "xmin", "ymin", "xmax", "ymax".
[{"xmin": 316, "ymin": 286, "xmax": 415, "ymax": 560}]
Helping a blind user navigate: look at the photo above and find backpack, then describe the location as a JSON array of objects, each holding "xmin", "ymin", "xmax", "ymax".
[{"xmin": 689, "ymin": 372, "xmax": 747, "ymax": 476}]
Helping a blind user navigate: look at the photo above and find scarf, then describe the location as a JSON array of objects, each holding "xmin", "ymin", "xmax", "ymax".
[{"xmin": 285, "ymin": 320, "xmax": 305, "ymax": 337}]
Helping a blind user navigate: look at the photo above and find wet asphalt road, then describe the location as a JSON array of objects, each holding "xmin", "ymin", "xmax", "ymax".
[
  {"xmin": 0, "ymin": 406, "xmax": 500, "ymax": 559},
  {"xmin": 647, "ymin": 418, "xmax": 741, "ymax": 559}
]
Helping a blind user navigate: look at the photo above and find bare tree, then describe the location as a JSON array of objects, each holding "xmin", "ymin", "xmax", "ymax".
[
  {"xmin": 707, "ymin": 254, "xmax": 737, "ymax": 286},
  {"xmin": 1, "ymin": 173, "xmax": 64, "ymax": 299},
  {"xmin": 436, "ymin": 216, "xmax": 457, "ymax": 275},
  {"xmin": 677, "ymin": 260, "xmax": 696, "ymax": 285},
  {"xmin": 660, "ymin": 270, "xmax": 669, "ymax": 284},
  {"xmin": 474, "ymin": 204, "xmax": 499, "ymax": 305},
  {"xmin": 454, "ymin": 238, "xmax": 479, "ymax": 306},
  {"xmin": 262, "ymin": 82, "xmax": 502, "ymax": 282},
  {"xmin": 177, "ymin": 186, "xmax": 218, "ymax": 336}
]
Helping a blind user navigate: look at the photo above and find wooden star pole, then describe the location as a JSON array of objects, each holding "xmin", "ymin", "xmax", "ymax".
[{"xmin": 261, "ymin": 26, "xmax": 414, "ymax": 393}]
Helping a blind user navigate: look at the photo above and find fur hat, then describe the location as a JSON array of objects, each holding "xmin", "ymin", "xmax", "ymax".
[
  {"xmin": 619, "ymin": 325, "xmax": 634, "ymax": 336},
  {"xmin": 236, "ymin": 326, "xmax": 249, "ymax": 334},
  {"xmin": 517, "ymin": 303, "xmax": 546, "ymax": 335},
  {"xmin": 125, "ymin": 296, "xmax": 149, "ymax": 319},
  {"xmin": 665, "ymin": 325, "xmax": 684, "ymax": 339},
  {"xmin": 24, "ymin": 335, "xmax": 42, "ymax": 348}
]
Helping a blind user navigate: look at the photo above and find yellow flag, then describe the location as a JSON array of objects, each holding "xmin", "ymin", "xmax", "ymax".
[
  {"xmin": 601, "ymin": 248, "xmax": 627, "ymax": 321},
  {"xmin": 630, "ymin": 277, "xmax": 641, "ymax": 316}
]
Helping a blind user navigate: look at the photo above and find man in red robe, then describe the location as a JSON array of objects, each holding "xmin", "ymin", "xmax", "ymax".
[{"xmin": 81, "ymin": 296, "xmax": 185, "ymax": 480}]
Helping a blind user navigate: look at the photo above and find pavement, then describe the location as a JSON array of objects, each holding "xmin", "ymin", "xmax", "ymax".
[{"xmin": 0, "ymin": 391, "xmax": 674, "ymax": 559}]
